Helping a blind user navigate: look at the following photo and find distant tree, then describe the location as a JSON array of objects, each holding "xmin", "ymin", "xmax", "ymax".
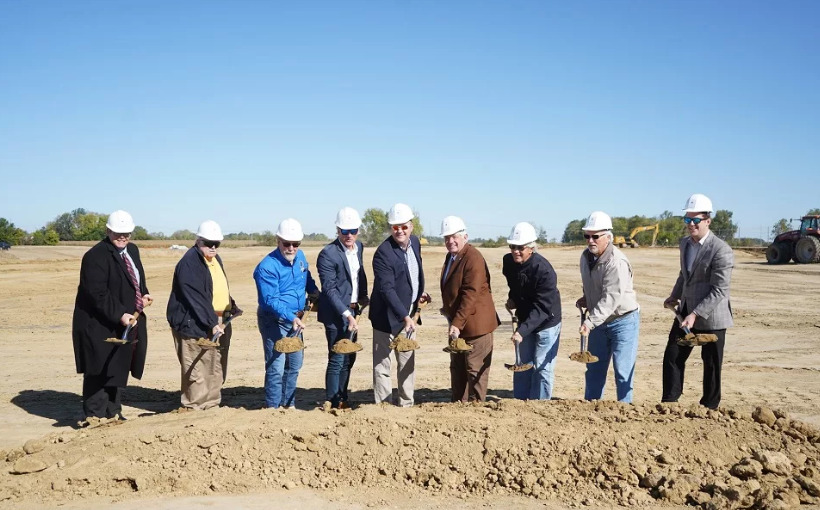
[
  {"xmin": 807, "ymin": 208, "xmax": 820, "ymax": 215},
  {"xmin": 149, "ymin": 231, "xmax": 167, "ymax": 240},
  {"xmin": 771, "ymin": 218, "xmax": 791, "ymax": 239},
  {"xmin": 561, "ymin": 219, "xmax": 586, "ymax": 244},
  {"xmin": 480, "ymin": 236, "xmax": 509, "ymax": 248},
  {"xmin": 304, "ymin": 233, "xmax": 329, "ymax": 242},
  {"xmin": 32, "ymin": 228, "xmax": 60, "ymax": 245},
  {"xmin": 46, "ymin": 208, "xmax": 109, "ymax": 241},
  {"xmin": 131, "ymin": 226, "xmax": 151, "ymax": 240},
  {"xmin": 710, "ymin": 210, "xmax": 738, "ymax": 241},
  {"xmin": 0, "ymin": 218, "xmax": 26, "ymax": 245},
  {"xmin": 257, "ymin": 230, "xmax": 277, "ymax": 246},
  {"xmin": 171, "ymin": 229, "xmax": 196, "ymax": 240},
  {"xmin": 532, "ymin": 224, "xmax": 548, "ymax": 244},
  {"xmin": 360, "ymin": 208, "xmax": 389, "ymax": 246}
]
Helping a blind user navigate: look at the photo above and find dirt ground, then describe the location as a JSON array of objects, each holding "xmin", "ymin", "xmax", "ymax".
[{"xmin": 1, "ymin": 244, "xmax": 819, "ymax": 509}]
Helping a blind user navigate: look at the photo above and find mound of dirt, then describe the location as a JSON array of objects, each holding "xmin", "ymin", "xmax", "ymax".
[{"xmin": 1, "ymin": 400, "xmax": 819, "ymax": 509}]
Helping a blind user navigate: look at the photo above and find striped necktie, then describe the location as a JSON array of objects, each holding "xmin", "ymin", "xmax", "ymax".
[{"xmin": 121, "ymin": 253, "xmax": 144, "ymax": 312}]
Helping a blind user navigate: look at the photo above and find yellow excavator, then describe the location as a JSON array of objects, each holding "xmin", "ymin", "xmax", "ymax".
[{"xmin": 613, "ymin": 224, "xmax": 659, "ymax": 248}]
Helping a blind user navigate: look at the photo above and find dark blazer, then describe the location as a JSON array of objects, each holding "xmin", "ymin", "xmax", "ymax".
[
  {"xmin": 440, "ymin": 243, "xmax": 500, "ymax": 337},
  {"xmin": 166, "ymin": 245, "xmax": 239, "ymax": 338},
  {"xmin": 72, "ymin": 237, "xmax": 149, "ymax": 385},
  {"xmin": 369, "ymin": 234, "xmax": 425, "ymax": 334},
  {"xmin": 671, "ymin": 233, "xmax": 734, "ymax": 330},
  {"xmin": 317, "ymin": 239, "xmax": 367, "ymax": 324}
]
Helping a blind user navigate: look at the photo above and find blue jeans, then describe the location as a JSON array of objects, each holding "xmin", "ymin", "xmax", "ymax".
[
  {"xmin": 324, "ymin": 320, "xmax": 356, "ymax": 407},
  {"xmin": 258, "ymin": 314, "xmax": 304, "ymax": 408},
  {"xmin": 513, "ymin": 322, "xmax": 561, "ymax": 400},
  {"xmin": 584, "ymin": 310, "xmax": 640, "ymax": 403}
]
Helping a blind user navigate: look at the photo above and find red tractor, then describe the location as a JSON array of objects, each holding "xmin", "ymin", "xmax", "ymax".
[{"xmin": 766, "ymin": 215, "xmax": 820, "ymax": 264}]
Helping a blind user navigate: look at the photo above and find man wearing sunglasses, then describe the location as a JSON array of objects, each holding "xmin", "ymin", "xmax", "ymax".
[
  {"xmin": 577, "ymin": 211, "xmax": 640, "ymax": 403},
  {"xmin": 72, "ymin": 210, "xmax": 153, "ymax": 423},
  {"xmin": 369, "ymin": 202, "xmax": 431, "ymax": 407},
  {"xmin": 502, "ymin": 222, "xmax": 562, "ymax": 401},
  {"xmin": 254, "ymin": 218, "xmax": 319, "ymax": 409},
  {"xmin": 317, "ymin": 207, "xmax": 369, "ymax": 409},
  {"xmin": 167, "ymin": 220, "xmax": 242, "ymax": 410},
  {"xmin": 439, "ymin": 216, "xmax": 500, "ymax": 403},
  {"xmin": 662, "ymin": 193, "xmax": 733, "ymax": 409}
]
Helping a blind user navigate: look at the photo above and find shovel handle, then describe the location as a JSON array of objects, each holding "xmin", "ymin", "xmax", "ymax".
[
  {"xmin": 664, "ymin": 303, "xmax": 693, "ymax": 336},
  {"xmin": 121, "ymin": 311, "xmax": 141, "ymax": 340}
]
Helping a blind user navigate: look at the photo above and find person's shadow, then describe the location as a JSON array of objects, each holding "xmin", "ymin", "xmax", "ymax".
[{"xmin": 11, "ymin": 385, "xmax": 517, "ymax": 428}]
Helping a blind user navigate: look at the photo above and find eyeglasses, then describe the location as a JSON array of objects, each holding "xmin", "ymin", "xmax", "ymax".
[
  {"xmin": 112, "ymin": 232, "xmax": 131, "ymax": 239},
  {"xmin": 583, "ymin": 233, "xmax": 607, "ymax": 240},
  {"xmin": 339, "ymin": 228, "xmax": 358, "ymax": 236},
  {"xmin": 683, "ymin": 217, "xmax": 706, "ymax": 225},
  {"xmin": 391, "ymin": 224, "xmax": 410, "ymax": 232},
  {"xmin": 509, "ymin": 245, "xmax": 528, "ymax": 251},
  {"xmin": 281, "ymin": 241, "xmax": 301, "ymax": 248},
  {"xmin": 201, "ymin": 240, "xmax": 220, "ymax": 248}
]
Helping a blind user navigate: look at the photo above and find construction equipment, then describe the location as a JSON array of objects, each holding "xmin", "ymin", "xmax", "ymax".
[
  {"xmin": 613, "ymin": 224, "xmax": 660, "ymax": 248},
  {"xmin": 569, "ymin": 305, "xmax": 599, "ymax": 363},
  {"xmin": 664, "ymin": 303, "xmax": 718, "ymax": 347},
  {"xmin": 195, "ymin": 309, "xmax": 243, "ymax": 349},
  {"xmin": 503, "ymin": 305, "xmax": 533, "ymax": 372},
  {"xmin": 766, "ymin": 215, "xmax": 820, "ymax": 264},
  {"xmin": 331, "ymin": 303, "xmax": 367, "ymax": 355}
]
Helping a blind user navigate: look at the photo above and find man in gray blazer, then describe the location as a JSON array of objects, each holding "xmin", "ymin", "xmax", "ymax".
[
  {"xmin": 317, "ymin": 207, "xmax": 369, "ymax": 409},
  {"xmin": 662, "ymin": 193, "xmax": 733, "ymax": 409}
]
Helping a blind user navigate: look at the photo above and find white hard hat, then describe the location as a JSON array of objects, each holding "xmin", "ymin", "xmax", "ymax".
[
  {"xmin": 387, "ymin": 203, "xmax": 414, "ymax": 225},
  {"xmin": 106, "ymin": 210, "xmax": 135, "ymax": 233},
  {"xmin": 507, "ymin": 222, "xmax": 537, "ymax": 245},
  {"xmin": 335, "ymin": 207, "xmax": 362, "ymax": 229},
  {"xmin": 582, "ymin": 211, "xmax": 613, "ymax": 231},
  {"xmin": 440, "ymin": 216, "xmax": 466, "ymax": 236},
  {"xmin": 276, "ymin": 218, "xmax": 304, "ymax": 242},
  {"xmin": 196, "ymin": 220, "xmax": 223, "ymax": 241},
  {"xmin": 683, "ymin": 193, "xmax": 713, "ymax": 213}
]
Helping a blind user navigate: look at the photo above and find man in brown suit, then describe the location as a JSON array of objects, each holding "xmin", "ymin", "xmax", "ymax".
[{"xmin": 439, "ymin": 216, "xmax": 500, "ymax": 402}]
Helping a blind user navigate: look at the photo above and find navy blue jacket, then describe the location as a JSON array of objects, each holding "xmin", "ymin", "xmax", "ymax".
[
  {"xmin": 317, "ymin": 238, "xmax": 367, "ymax": 325},
  {"xmin": 167, "ymin": 246, "xmax": 239, "ymax": 338},
  {"xmin": 502, "ymin": 252, "xmax": 561, "ymax": 337},
  {"xmin": 369, "ymin": 234, "xmax": 425, "ymax": 334}
]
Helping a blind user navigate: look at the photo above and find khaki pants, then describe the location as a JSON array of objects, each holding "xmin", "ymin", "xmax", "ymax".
[
  {"xmin": 449, "ymin": 332, "xmax": 493, "ymax": 402},
  {"xmin": 372, "ymin": 328, "xmax": 415, "ymax": 407},
  {"xmin": 173, "ymin": 326, "xmax": 231, "ymax": 410}
]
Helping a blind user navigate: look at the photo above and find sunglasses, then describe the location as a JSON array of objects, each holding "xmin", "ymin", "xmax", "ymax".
[
  {"xmin": 391, "ymin": 224, "xmax": 410, "ymax": 232},
  {"xmin": 201, "ymin": 240, "xmax": 221, "ymax": 248},
  {"xmin": 583, "ymin": 233, "xmax": 607, "ymax": 240},
  {"xmin": 684, "ymin": 217, "xmax": 706, "ymax": 225},
  {"xmin": 281, "ymin": 241, "xmax": 301, "ymax": 248},
  {"xmin": 339, "ymin": 228, "xmax": 359, "ymax": 236},
  {"xmin": 509, "ymin": 245, "xmax": 528, "ymax": 251},
  {"xmin": 112, "ymin": 232, "xmax": 131, "ymax": 239}
]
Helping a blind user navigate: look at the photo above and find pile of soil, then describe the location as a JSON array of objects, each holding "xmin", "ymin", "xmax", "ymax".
[{"xmin": 1, "ymin": 400, "xmax": 819, "ymax": 509}]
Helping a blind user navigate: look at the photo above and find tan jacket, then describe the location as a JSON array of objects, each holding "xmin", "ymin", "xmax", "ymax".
[
  {"xmin": 440, "ymin": 243, "xmax": 500, "ymax": 338},
  {"xmin": 580, "ymin": 242, "xmax": 639, "ymax": 330}
]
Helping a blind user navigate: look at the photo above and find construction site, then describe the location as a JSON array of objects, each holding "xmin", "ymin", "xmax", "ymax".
[{"xmin": 1, "ymin": 243, "xmax": 819, "ymax": 509}]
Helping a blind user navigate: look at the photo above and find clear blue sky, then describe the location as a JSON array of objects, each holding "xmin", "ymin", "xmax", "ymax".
[{"xmin": 1, "ymin": 1, "xmax": 818, "ymax": 241}]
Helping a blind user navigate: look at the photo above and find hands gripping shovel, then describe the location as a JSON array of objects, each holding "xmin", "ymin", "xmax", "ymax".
[
  {"xmin": 569, "ymin": 304, "xmax": 599, "ymax": 364},
  {"xmin": 504, "ymin": 304, "xmax": 533, "ymax": 372},
  {"xmin": 332, "ymin": 303, "xmax": 367, "ymax": 355},
  {"xmin": 195, "ymin": 309, "xmax": 243, "ymax": 349},
  {"xmin": 389, "ymin": 300, "xmax": 428, "ymax": 352},
  {"xmin": 664, "ymin": 303, "xmax": 718, "ymax": 347},
  {"xmin": 105, "ymin": 300, "xmax": 152, "ymax": 345},
  {"xmin": 275, "ymin": 297, "xmax": 317, "ymax": 354}
]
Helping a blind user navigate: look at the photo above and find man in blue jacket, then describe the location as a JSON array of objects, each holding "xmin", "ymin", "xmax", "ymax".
[
  {"xmin": 167, "ymin": 220, "xmax": 241, "ymax": 410},
  {"xmin": 317, "ymin": 207, "xmax": 369, "ymax": 409},
  {"xmin": 254, "ymin": 218, "xmax": 319, "ymax": 409},
  {"xmin": 369, "ymin": 203, "xmax": 431, "ymax": 407}
]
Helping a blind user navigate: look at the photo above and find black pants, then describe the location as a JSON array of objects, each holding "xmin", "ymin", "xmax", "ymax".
[
  {"xmin": 82, "ymin": 374, "xmax": 123, "ymax": 419},
  {"xmin": 661, "ymin": 320, "xmax": 726, "ymax": 409}
]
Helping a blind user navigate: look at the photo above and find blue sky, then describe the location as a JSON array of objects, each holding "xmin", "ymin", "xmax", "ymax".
[{"xmin": 1, "ymin": 1, "xmax": 817, "ymax": 241}]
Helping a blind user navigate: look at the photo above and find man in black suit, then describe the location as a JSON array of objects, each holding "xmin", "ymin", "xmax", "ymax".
[
  {"xmin": 72, "ymin": 210, "xmax": 153, "ymax": 422},
  {"xmin": 317, "ymin": 207, "xmax": 369, "ymax": 409},
  {"xmin": 369, "ymin": 203, "xmax": 430, "ymax": 407}
]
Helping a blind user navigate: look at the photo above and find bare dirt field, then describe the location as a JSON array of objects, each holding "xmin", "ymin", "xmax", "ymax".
[{"xmin": 1, "ymin": 244, "xmax": 819, "ymax": 509}]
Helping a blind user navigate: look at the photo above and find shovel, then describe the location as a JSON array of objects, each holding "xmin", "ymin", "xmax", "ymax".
[
  {"xmin": 332, "ymin": 303, "xmax": 367, "ymax": 355},
  {"xmin": 441, "ymin": 308, "xmax": 472, "ymax": 354},
  {"xmin": 664, "ymin": 303, "xmax": 718, "ymax": 347},
  {"xmin": 195, "ymin": 309, "xmax": 243, "ymax": 349},
  {"xmin": 569, "ymin": 304, "xmax": 599, "ymax": 363},
  {"xmin": 275, "ymin": 298, "xmax": 316, "ymax": 353},
  {"xmin": 104, "ymin": 311, "xmax": 141, "ymax": 345},
  {"xmin": 504, "ymin": 306, "xmax": 533, "ymax": 372},
  {"xmin": 389, "ymin": 300, "xmax": 426, "ymax": 352}
]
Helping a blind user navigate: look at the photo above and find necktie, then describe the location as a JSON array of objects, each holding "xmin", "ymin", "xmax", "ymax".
[
  {"xmin": 121, "ymin": 253, "xmax": 144, "ymax": 312},
  {"xmin": 443, "ymin": 255, "xmax": 455, "ymax": 282}
]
